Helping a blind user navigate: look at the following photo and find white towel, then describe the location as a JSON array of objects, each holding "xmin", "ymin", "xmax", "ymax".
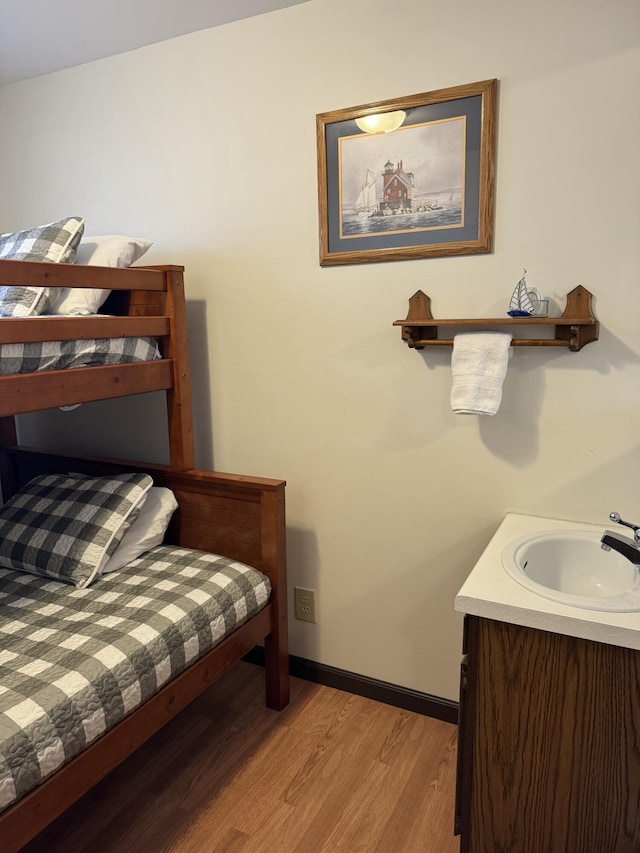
[{"xmin": 450, "ymin": 331, "xmax": 512, "ymax": 415}]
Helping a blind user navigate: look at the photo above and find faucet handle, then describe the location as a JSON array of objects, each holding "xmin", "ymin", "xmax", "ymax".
[{"xmin": 609, "ymin": 512, "xmax": 640, "ymax": 542}]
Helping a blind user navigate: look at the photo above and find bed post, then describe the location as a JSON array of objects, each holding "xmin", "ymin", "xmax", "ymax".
[
  {"xmin": 262, "ymin": 484, "xmax": 290, "ymax": 710},
  {"xmin": 0, "ymin": 418, "xmax": 17, "ymax": 500},
  {"xmin": 0, "ymin": 417, "xmax": 16, "ymax": 448},
  {"xmin": 157, "ymin": 266, "xmax": 195, "ymax": 472}
]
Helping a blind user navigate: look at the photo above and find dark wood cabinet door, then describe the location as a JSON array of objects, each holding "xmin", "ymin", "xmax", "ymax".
[{"xmin": 462, "ymin": 617, "xmax": 640, "ymax": 853}]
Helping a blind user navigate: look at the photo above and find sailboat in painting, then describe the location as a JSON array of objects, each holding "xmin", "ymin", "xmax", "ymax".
[
  {"xmin": 507, "ymin": 269, "xmax": 534, "ymax": 316},
  {"xmin": 355, "ymin": 169, "xmax": 378, "ymax": 216}
]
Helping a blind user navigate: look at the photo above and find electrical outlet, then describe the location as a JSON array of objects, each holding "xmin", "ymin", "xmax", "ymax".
[{"xmin": 294, "ymin": 586, "xmax": 317, "ymax": 623}]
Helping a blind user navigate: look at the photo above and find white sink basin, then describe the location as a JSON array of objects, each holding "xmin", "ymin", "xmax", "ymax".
[{"xmin": 502, "ymin": 529, "xmax": 640, "ymax": 612}]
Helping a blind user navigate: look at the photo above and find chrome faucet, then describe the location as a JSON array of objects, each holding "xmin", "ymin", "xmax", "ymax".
[{"xmin": 601, "ymin": 512, "xmax": 640, "ymax": 566}]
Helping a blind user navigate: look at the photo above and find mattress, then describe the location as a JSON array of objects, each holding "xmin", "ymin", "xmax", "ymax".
[
  {"xmin": 0, "ymin": 545, "xmax": 271, "ymax": 811},
  {"xmin": 0, "ymin": 336, "xmax": 160, "ymax": 375}
]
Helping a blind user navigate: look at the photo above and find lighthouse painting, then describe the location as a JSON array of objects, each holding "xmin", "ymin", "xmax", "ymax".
[
  {"xmin": 339, "ymin": 116, "xmax": 465, "ymax": 239},
  {"xmin": 316, "ymin": 79, "xmax": 497, "ymax": 265}
]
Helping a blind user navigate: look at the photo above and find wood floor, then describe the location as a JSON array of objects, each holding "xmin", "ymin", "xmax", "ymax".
[{"xmin": 22, "ymin": 663, "xmax": 460, "ymax": 853}]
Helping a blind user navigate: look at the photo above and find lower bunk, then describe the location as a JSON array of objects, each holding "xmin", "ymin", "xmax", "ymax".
[{"xmin": 0, "ymin": 447, "xmax": 289, "ymax": 852}]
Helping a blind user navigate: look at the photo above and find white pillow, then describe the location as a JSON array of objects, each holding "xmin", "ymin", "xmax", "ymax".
[
  {"xmin": 101, "ymin": 486, "xmax": 178, "ymax": 573},
  {"xmin": 49, "ymin": 234, "xmax": 153, "ymax": 315}
]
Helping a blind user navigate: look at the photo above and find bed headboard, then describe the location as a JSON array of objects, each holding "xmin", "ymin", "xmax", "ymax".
[{"xmin": 0, "ymin": 446, "xmax": 287, "ymax": 589}]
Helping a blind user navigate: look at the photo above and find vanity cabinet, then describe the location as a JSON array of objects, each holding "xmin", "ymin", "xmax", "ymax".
[{"xmin": 455, "ymin": 615, "xmax": 640, "ymax": 853}]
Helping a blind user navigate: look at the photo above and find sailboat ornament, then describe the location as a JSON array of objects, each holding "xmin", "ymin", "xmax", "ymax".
[{"xmin": 507, "ymin": 269, "xmax": 535, "ymax": 317}]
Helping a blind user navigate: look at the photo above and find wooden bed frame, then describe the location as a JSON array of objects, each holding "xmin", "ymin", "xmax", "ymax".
[
  {"xmin": 0, "ymin": 258, "xmax": 194, "ymax": 471},
  {"xmin": 0, "ymin": 259, "xmax": 289, "ymax": 852}
]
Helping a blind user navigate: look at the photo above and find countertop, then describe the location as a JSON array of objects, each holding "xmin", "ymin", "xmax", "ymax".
[{"xmin": 455, "ymin": 512, "xmax": 640, "ymax": 651}]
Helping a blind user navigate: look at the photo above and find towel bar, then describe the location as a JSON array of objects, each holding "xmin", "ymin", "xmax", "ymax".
[{"xmin": 393, "ymin": 286, "xmax": 599, "ymax": 352}]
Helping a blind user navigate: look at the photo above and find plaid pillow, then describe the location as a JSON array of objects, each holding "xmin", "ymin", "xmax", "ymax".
[
  {"xmin": 0, "ymin": 472, "xmax": 152, "ymax": 588},
  {"xmin": 0, "ymin": 216, "xmax": 85, "ymax": 317}
]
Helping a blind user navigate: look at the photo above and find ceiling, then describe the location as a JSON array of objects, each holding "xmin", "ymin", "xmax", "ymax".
[{"xmin": 0, "ymin": 0, "xmax": 309, "ymax": 85}]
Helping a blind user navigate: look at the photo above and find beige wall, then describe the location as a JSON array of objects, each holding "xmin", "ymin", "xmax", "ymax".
[{"xmin": 1, "ymin": 0, "xmax": 638, "ymax": 701}]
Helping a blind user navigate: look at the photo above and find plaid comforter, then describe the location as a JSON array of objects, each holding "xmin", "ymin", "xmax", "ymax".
[
  {"xmin": 0, "ymin": 545, "xmax": 271, "ymax": 812},
  {"xmin": 0, "ymin": 336, "xmax": 160, "ymax": 375}
]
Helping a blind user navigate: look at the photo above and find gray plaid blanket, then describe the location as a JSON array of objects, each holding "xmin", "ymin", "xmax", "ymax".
[
  {"xmin": 0, "ymin": 545, "xmax": 271, "ymax": 812},
  {"xmin": 0, "ymin": 336, "xmax": 160, "ymax": 375}
]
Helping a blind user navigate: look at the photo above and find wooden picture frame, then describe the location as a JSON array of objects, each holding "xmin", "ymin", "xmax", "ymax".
[{"xmin": 316, "ymin": 79, "xmax": 497, "ymax": 266}]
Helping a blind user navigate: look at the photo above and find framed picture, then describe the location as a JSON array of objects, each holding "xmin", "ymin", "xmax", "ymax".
[{"xmin": 316, "ymin": 79, "xmax": 497, "ymax": 266}]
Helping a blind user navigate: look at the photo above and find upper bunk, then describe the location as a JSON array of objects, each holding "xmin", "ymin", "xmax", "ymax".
[{"xmin": 0, "ymin": 259, "xmax": 194, "ymax": 472}]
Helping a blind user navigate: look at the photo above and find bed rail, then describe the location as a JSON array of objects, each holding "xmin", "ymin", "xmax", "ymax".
[{"xmin": 0, "ymin": 258, "xmax": 173, "ymax": 290}]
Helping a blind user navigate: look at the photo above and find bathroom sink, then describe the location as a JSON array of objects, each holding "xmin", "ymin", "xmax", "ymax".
[{"xmin": 502, "ymin": 529, "xmax": 640, "ymax": 612}]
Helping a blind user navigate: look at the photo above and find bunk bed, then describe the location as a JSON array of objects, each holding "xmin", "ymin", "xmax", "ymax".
[{"xmin": 0, "ymin": 258, "xmax": 289, "ymax": 852}]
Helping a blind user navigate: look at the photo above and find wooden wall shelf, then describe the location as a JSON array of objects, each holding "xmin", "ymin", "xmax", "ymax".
[{"xmin": 394, "ymin": 285, "xmax": 599, "ymax": 352}]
